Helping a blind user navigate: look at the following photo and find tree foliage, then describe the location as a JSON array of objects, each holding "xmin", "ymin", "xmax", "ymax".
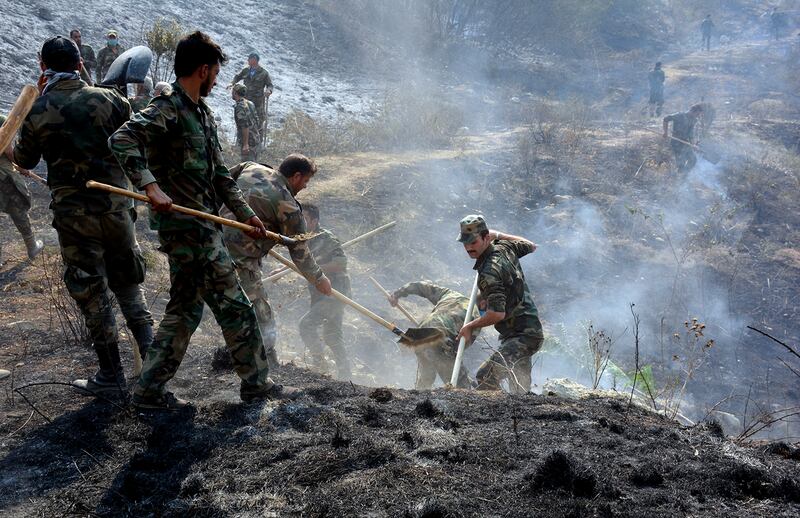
[{"xmin": 144, "ymin": 18, "xmax": 183, "ymax": 83}]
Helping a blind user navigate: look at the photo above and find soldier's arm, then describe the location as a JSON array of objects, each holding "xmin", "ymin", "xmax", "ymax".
[
  {"xmin": 275, "ymin": 198, "xmax": 324, "ymax": 281},
  {"xmin": 13, "ymin": 114, "xmax": 42, "ymax": 170},
  {"xmin": 265, "ymin": 70, "xmax": 274, "ymax": 95},
  {"xmin": 393, "ymin": 281, "xmax": 449, "ymax": 305},
  {"xmin": 84, "ymin": 46, "xmax": 97, "ymax": 70},
  {"xmin": 108, "ymin": 99, "xmax": 173, "ymax": 189},
  {"xmin": 230, "ymin": 67, "xmax": 246, "ymax": 86},
  {"xmin": 456, "ymin": 272, "xmax": 505, "ymax": 342},
  {"xmin": 489, "ymin": 230, "xmax": 536, "ymax": 257}
]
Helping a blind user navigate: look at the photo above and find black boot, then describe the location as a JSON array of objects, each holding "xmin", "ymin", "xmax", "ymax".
[
  {"xmin": 130, "ymin": 324, "xmax": 154, "ymax": 357},
  {"xmin": 72, "ymin": 341, "xmax": 126, "ymax": 397}
]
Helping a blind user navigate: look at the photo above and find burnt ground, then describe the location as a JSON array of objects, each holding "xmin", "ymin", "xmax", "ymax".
[{"xmin": 1, "ymin": 363, "xmax": 800, "ymax": 517}]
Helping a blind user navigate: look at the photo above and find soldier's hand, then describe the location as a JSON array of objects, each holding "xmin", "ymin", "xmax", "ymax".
[
  {"xmin": 244, "ymin": 215, "xmax": 268, "ymax": 240},
  {"xmin": 36, "ymin": 73, "xmax": 47, "ymax": 94},
  {"xmin": 387, "ymin": 294, "xmax": 399, "ymax": 307},
  {"xmin": 242, "ymin": 145, "xmax": 250, "ymax": 153},
  {"xmin": 225, "ymin": 84, "xmax": 234, "ymax": 90},
  {"xmin": 315, "ymin": 275, "xmax": 333, "ymax": 296},
  {"xmin": 144, "ymin": 183, "xmax": 172, "ymax": 212},
  {"xmin": 456, "ymin": 324, "xmax": 473, "ymax": 344}
]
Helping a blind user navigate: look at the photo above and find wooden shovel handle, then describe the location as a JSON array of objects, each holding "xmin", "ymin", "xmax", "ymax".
[
  {"xmin": 86, "ymin": 180, "xmax": 296, "ymax": 245},
  {"xmin": 369, "ymin": 276, "xmax": 420, "ymax": 326},
  {"xmin": 0, "ymin": 85, "xmax": 38, "ymax": 154},
  {"xmin": 267, "ymin": 250, "xmax": 404, "ymax": 337}
]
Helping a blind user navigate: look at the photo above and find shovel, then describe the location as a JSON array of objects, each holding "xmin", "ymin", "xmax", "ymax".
[
  {"xmin": 644, "ymin": 127, "xmax": 721, "ymax": 164},
  {"xmin": 86, "ymin": 181, "xmax": 301, "ymax": 246},
  {"xmin": 449, "ymin": 273, "xmax": 480, "ymax": 386},
  {"xmin": 268, "ymin": 250, "xmax": 443, "ymax": 348}
]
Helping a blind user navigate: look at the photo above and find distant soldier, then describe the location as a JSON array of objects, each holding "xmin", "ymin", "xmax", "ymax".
[
  {"xmin": 647, "ymin": 62, "xmax": 665, "ymax": 117},
  {"xmin": 299, "ymin": 203, "xmax": 351, "ymax": 379},
  {"xmin": 456, "ymin": 215, "xmax": 543, "ymax": 394},
  {"xmin": 228, "ymin": 53, "xmax": 273, "ymax": 133},
  {"xmin": 222, "ymin": 159, "xmax": 331, "ymax": 370},
  {"xmin": 388, "ymin": 280, "xmax": 479, "ymax": 389},
  {"xmin": 129, "ymin": 77, "xmax": 153, "ymax": 113},
  {"xmin": 701, "ymin": 15, "xmax": 714, "ymax": 51},
  {"xmin": 0, "ymin": 114, "xmax": 43, "ymax": 260},
  {"xmin": 663, "ymin": 104, "xmax": 704, "ymax": 173},
  {"xmin": 69, "ymin": 29, "xmax": 96, "ymax": 86},
  {"xmin": 231, "ymin": 84, "xmax": 260, "ymax": 162},
  {"xmin": 95, "ymin": 30, "xmax": 124, "ymax": 84},
  {"xmin": 110, "ymin": 31, "xmax": 287, "ymax": 409},
  {"xmin": 14, "ymin": 36, "xmax": 154, "ymax": 396},
  {"xmin": 770, "ymin": 8, "xmax": 785, "ymax": 41}
]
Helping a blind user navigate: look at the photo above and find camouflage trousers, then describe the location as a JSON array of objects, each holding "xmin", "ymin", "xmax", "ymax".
[
  {"xmin": 251, "ymin": 95, "xmax": 267, "ymax": 131},
  {"xmin": 234, "ymin": 255, "xmax": 277, "ymax": 355},
  {"xmin": 0, "ymin": 173, "xmax": 33, "ymax": 240},
  {"xmin": 53, "ymin": 209, "xmax": 152, "ymax": 362},
  {"xmin": 135, "ymin": 228, "xmax": 268, "ymax": 399},
  {"xmin": 415, "ymin": 337, "xmax": 471, "ymax": 390},
  {"xmin": 300, "ymin": 274, "xmax": 351, "ymax": 377},
  {"xmin": 476, "ymin": 333, "xmax": 544, "ymax": 394}
]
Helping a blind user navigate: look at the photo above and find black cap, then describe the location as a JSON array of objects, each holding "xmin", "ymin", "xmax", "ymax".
[{"xmin": 41, "ymin": 36, "xmax": 81, "ymax": 72}]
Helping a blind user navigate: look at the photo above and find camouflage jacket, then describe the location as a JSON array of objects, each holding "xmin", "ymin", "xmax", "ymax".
[
  {"xmin": 648, "ymin": 69, "xmax": 665, "ymax": 93},
  {"xmin": 109, "ymin": 81, "xmax": 255, "ymax": 232},
  {"xmin": 234, "ymin": 98, "xmax": 260, "ymax": 147},
  {"xmin": 664, "ymin": 112, "xmax": 696, "ymax": 143},
  {"xmin": 232, "ymin": 65, "xmax": 273, "ymax": 99},
  {"xmin": 306, "ymin": 228, "xmax": 349, "ymax": 296},
  {"xmin": 474, "ymin": 239, "xmax": 542, "ymax": 340},
  {"xmin": 13, "ymin": 79, "xmax": 139, "ymax": 216},
  {"xmin": 222, "ymin": 161, "xmax": 322, "ymax": 281},
  {"xmin": 96, "ymin": 45, "xmax": 125, "ymax": 84},
  {"xmin": 129, "ymin": 95, "xmax": 152, "ymax": 113},
  {"xmin": 394, "ymin": 280, "xmax": 480, "ymax": 345},
  {"xmin": 78, "ymin": 44, "xmax": 97, "ymax": 74}
]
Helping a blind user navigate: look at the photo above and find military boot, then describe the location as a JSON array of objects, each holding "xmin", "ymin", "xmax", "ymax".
[
  {"xmin": 72, "ymin": 341, "xmax": 126, "ymax": 397},
  {"xmin": 130, "ymin": 323, "xmax": 154, "ymax": 358},
  {"xmin": 23, "ymin": 234, "xmax": 43, "ymax": 260}
]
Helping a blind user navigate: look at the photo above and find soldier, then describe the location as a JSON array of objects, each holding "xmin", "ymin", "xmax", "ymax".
[
  {"xmin": 701, "ymin": 15, "xmax": 714, "ymax": 51},
  {"xmin": 13, "ymin": 36, "xmax": 154, "ymax": 396},
  {"xmin": 455, "ymin": 215, "xmax": 543, "ymax": 394},
  {"xmin": 647, "ymin": 62, "xmax": 665, "ymax": 117},
  {"xmin": 387, "ymin": 280, "xmax": 479, "ymax": 389},
  {"xmin": 231, "ymin": 84, "xmax": 260, "ymax": 162},
  {"xmin": 663, "ymin": 104, "xmax": 704, "ymax": 173},
  {"xmin": 129, "ymin": 77, "xmax": 153, "ymax": 113},
  {"xmin": 298, "ymin": 203, "xmax": 351, "ymax": 379},
  {"xmin": 110, "ymin": 31, "xmax": 302, "ymax": 409},
  {"xmin": 1, "ymin": 114, "xmax": 43, "ymax": 260},
  {"xmin": 95, "ymin": 30, "xmax": 124, "ymax": 84},
  {"xmin": 228, "ymin": 53, "xmax": 273, "ymax": 133},
  {"xmin": 222, "ymin": 159, "xmax": 331, "ymax": 371},
  {"xmin": 69, "ymin": 29, "xmax": 96, "ymax": 86}
]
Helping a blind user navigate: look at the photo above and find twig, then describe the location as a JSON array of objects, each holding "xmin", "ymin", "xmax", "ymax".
[
  {"xmin": 627, "ymin": 303, "xmax": 640, "ymax": 413},
  {"xmin": 747, "ymin": 326, "xmax": 800, "ymax": 361},
  {"xmin": 3, "ymin": 410, "xmax": 34, "ymax": 439}
]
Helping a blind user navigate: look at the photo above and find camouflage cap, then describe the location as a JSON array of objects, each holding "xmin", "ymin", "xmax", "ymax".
[
  {"xmin": 106, "ymin": 30, "xmax": 118, "ymax": 38},
  {"xmin": 233, "ymin": 83, "xmax": 247, "ymax": 96},
  {"xmin": 457, "ymin": 214, "xmax": 488, "ymax": 244}
]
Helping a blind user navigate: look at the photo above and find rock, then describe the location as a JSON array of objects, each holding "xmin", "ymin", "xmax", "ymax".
[
  {"xmin": 708, "ymin": 410, "xmax": 742, "ymax": 437},
  {"xmin": 36, "ymin": 7, "xmax": 56, "ymax": 21},
  {"xmin": 543, "ymin": 378, "xmax": 651, "ymax": 412},
  {"xmin": 0, "ymin": 369, "xmax": 10, "ymax": 380},
  {"xmin": 369, "ymin": 387, "xmax": 392, "ymax": 403},
  {"xmin": 321, "ymin": 95, "xmax": 336, "ymax": 104}
]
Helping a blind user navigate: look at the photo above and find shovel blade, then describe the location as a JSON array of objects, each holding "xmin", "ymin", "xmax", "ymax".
[{"xmin": 397, "ymin": 327, "xmax": 445, "ymax": 348}]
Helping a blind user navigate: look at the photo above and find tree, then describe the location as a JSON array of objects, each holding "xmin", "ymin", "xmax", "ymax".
[{"xmin": 144, "ymin": 18, "xmax": 183, "ymax": 83}]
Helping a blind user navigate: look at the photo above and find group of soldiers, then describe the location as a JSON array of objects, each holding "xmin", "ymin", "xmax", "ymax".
[{"xmin": 1, "ymin": 31, "xmax": 544, "ymax": 409}]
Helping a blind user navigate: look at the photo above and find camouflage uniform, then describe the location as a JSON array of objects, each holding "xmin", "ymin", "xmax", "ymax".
[
  {"xmin": 13, "ymin": 78, "xmax": 153, "ymax": 383},
  {"xmin": 470, "ymin": 235, "xmax": 543, "ymax": 394},
  {"xmin": 96, "ymin": 44, "xmax": 125, "ymax": 84},
  {"xmin": 222, "ymin": 162, "xmax": 324, "ymax": 366},
  {"xmin": 0, "ymin": 114, "xmax": 37, "ymax": 256},
  {"xmin": 233, "ymin": 97, "xmax": 260, "ymax": 161},
  {"xmin": 110, "ymin": 82, "xmax": 269, "ymax": 401},
  {"xmin": 129, "ymin": 95, "xmax": 152, "ymax": 113},
  {"xmin": 647, "ymin": 67, "xmax": 665, "ymax": 117},
  {"xmin": 231, "ymin": 65, "xmax": 273, "ymax": 129},
  {"xmin": 77, "ymin": 44, "xmax": 97, "ymax": 85},
  {"xmin": 663, "ymin": 111, "xmax": 698, "ymax": 173},
  {"xmin": 392, "ymin": 280, "xmax": 480, "ymax": 389},
  {"xmin": 300, "ymin": 229, "xmax": 351, "ymax": 377}
]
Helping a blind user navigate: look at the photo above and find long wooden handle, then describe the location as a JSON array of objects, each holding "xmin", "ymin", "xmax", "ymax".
[
  {"xmin": 449, "ymin": 273, "xmax": 480, "ymax": 386},
  {"xmin": 0, "ymin": 85, "xmax": 38, "ymax": 154},
  {"xmin": 369, "ymin": 276, "xmax": 420, "ymax": 326},
  {"xmin": 643, "ymin": 127, "xmax": 702, "ymax": 151},
  {"xmin": 265, "ymin": 220, "xmax": 397, "ymax": 282},
  {"xmin": 13, "ymin": 164, "xmax": 47, "ymax": 186},
  {"xmin": 86, "ymin": 180, "xmax": 296, "ymax": 245},
  {"xmin": 267, "ymin": 250, "xmax": 405, "ymax": 337}
]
